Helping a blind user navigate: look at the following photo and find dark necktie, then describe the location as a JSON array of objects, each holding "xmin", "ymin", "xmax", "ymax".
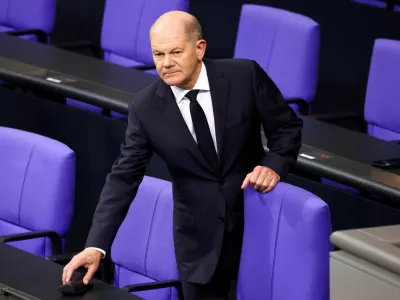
[{"xmin": 185, "ymin": 89, "xmax": 219, "ymax": 172}]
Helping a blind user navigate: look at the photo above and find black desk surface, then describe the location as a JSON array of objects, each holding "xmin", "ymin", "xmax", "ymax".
[
  {"xmin": 0, "ymin": 33, "xmax": 157, "ymax": 113},
  {"xmin": 301, "ymin": 116, "xmax": 400, "ymax": 168},
  {"xmin": 297, "ymin": 117, "xmax": 400, "ymax": 205},
  {"xmin": 0, "ymin": 243, "xmax": 141, "ymax": 300}
]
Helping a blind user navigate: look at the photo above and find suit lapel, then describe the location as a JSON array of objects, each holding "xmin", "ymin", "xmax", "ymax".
[
  {"xmin": 204, "ymin": 59, "xmax": 230, "ymax": 160},
  {"xmin": 155, "ymin": 81, "xmax": 215, "ymax": 173}
]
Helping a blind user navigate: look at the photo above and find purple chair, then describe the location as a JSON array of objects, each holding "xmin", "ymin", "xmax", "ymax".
[
  {"xmin": 111, "ymin": 176, "xmax": 181, "ymax": 299},
  {"xmin": 364, "ymin": 38, "xmax": 400, "ymax": 141},
  {"xmin": 0, "ymin": 0, "xmax": 56, "ymax": 43},
  {"xmin": 238, "ymin": 183, "xmax": 332, "ymax": 300},
  {"xmin": 0, "ymin": 127, "xmax": 75, "ymax": 258},
  {"xmin": 234, "ymin": 4, "xmax": 320, "ymax": 115},
  {"xmin": 67, "ymin": 0, "xmax": 189, "ymax": 118},
  {"xmin": 322, "ymin": 39, "xmax": 400, "ymax": 194}
]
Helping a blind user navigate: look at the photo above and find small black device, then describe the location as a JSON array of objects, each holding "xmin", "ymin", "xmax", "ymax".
[
  {"xmin": 59, "ymin": 272, "xmax": 93, "ymax": 296},
  {"xmin": 372, "ymin": 158, "xmax": 400, "ymax": 169}
]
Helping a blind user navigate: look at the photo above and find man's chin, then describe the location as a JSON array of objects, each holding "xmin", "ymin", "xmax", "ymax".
[{"xmin": 162, "ymin": 75, "xmax": 182, "ymax": 87}]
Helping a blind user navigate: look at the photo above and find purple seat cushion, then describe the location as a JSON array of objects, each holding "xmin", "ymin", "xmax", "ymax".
[
  {"xmin": 0, "ymin": 220, "xmax": 53, "ymax": 257},
  {"xmin": 234, "ymin": 4, "xmax": 319, "ymax": 105},
  {"xmin": 0, "ymin": 0, "xmax": 56, "ymax": 35},
  {"xmin": 368, "ymin": 124, "xmax": 400, "ymax": 141},
  {"xmin": 112, "ymin": 176, "xmax": 179, "ymax": 299},
  {"xmin": 0, "ymin": 127, "xmax": 75, "ymax": 257},
  {"xmin": 237, "ymin": 183, "xmax": 331, "ymax": 300},
  {"xmin": 104, "ymin": 53, "xmax": 159, "ymax": 75},
  {"xmin": 110, "ymin": 111, "xmax": 128, "ymax": 119},
  {"xmin": 65, "ymin": 98, "xmax": 104, "ymax": 115},
  {"xmin": 0, "ymin": 24, "xmax": 38, "ymax": 41},
  {"xmin": 115, "ymin": 266, "xmax": 178, "ymax": 300},
  {"xmin": 321, "ymin": 178, "xmax": 360, "ymax": 195},
  {"xmin": 364, "ymin": 39, "xmax": 400, "ymax": 140}
]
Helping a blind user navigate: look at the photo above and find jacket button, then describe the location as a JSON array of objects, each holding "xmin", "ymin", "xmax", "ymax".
[{"xmin": 219, "ymin": 216, "xmax": 225, "ymax": 223}]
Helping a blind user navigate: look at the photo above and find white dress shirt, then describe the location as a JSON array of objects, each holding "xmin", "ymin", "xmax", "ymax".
[
  {"xmin": 170, "ymin": 62, "xmax": 218, "ymax": 153},
  {"xmin": 88, "ymin": 62, "xmax": 216, "ymax": 258}
]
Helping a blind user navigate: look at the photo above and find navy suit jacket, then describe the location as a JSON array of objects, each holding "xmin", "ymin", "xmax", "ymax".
[{"xmin": 85, "ymin": 58, "xmax": 303, "ymax": 283}]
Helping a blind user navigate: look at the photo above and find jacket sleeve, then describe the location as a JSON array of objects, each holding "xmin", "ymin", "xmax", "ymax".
[
  {"xmin": 250, "ymin": 60, "xmax": 303, "ymax": 179},
  {"xmin": 85, "ymin": 100, "xmax": 153, "ymax": 252}
]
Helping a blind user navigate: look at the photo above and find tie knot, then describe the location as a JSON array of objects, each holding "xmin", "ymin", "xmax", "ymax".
[{"xmin": 185, "ymin": 89, "xmax": 200, "ymax": 102}]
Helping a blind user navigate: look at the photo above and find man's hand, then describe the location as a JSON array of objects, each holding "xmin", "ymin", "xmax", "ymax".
[
  {"xmin": 62, "ymin": 248, "xmax": 102, "ymax": 285},
  {"xmin": 241, "ymin": 166, "xmax": 280, "ymax": 193}
]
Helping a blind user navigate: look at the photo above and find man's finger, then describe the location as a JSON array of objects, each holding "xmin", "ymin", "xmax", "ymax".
[
  {"xmin": 254, "ymin": 174, "xmax": 267, "ymax": 191},
  {"xmin": 260, "ymin": 175, "xmax": 273, "ymax": 193},
  {"xmin": 265, "ymin": 176, "xmax": 279, "ymax": 193},
  {"xmin": 62, "ymin": 264, "xmax": 70, "ymax": 284},
  {"xmin": 83, "ymin": 265, "xmax": 97, "ymax": 285},
  {"xmin": 65, "ymin": 259, "xmax": 81, "ymax": 283},
  {"xmin": 241, "ymin": 173, "xmax": 252, "ymax": 189},
  {"xmin": 249, "ymin": 168, "xmax": 262, "ymax": 187}
]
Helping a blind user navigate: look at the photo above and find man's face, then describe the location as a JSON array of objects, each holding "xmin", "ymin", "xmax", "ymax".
[{"xmin": 150, "ymin": 26, "xmax": 205, "ymax": 89}]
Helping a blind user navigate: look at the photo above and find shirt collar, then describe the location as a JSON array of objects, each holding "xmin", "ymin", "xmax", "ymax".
[{"xmin": 170, "ymin": 62, "xmax": 210, "ymax": 104}]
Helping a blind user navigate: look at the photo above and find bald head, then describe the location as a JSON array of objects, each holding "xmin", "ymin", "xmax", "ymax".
[
  {"xmin": 150, "ymin": 11, "xmax": 202, "ymax": 42},
  {"xmin": 149, "ymin": 11, "xmax": 207, "ymax": 89}
]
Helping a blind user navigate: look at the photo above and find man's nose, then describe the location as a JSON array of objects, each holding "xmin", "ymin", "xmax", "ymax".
[{"xmin": 163, "ymin": 54, "xmax": 173, "ymax": 68}]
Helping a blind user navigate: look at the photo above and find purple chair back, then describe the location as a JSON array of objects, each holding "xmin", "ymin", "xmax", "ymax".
[
  {"xmin": 0, "ymin": 0, "xmax": 56, "ymax": 41},
  {"xmin": 234, "ymin": 4, "xmax": 319, "ymax": 113},
  {"xmin": 237, "ymin": 183, "xmax": 331, "ymax": 300},
  {"xmin": 0, "ymin": 127, "xmax": 75, "ymax": 258},
  {"xmin": 364, "ymin": 39, "xmax": 400, "ymax": 141},
  {"xmin": 111, "ymin": 176, "xmax": 179, "ymax": 300},
  {"xmin": 101, "ymin": 0, "xmax": 189, "ymax": 68}
]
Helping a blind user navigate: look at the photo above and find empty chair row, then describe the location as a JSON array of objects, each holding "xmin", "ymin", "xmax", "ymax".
[
  {"xmin": 322, "ymin": 38, "xmax": 400, "ymax": 193},
  {"xmin": 67, "ymin": 3, "xmax": 320, "ymax": 116},
  {"xmin": 0, "ymin": 126, "xmax": 75, "ymax": 257},
  {"xmin": 0, "ymin": 126, "xmax": 332, "ymax": 299},
  {"xmin": 0, "ymin": 0, "xmax": 320, "ymax": 116},
  {"xmin": 0, "ymin": 0, "xmax": 55, "ymax": 42}
]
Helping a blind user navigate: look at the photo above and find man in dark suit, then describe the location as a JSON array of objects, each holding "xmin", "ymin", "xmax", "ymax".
[{"xmin": 62, "ymin": 11, "xmax": 302, "ymax": 299}]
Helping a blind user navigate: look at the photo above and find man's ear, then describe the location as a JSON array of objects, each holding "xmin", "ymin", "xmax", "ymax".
[{"xmin": 196, "ymin": 39, "xmax": 207, "ymax": 59}]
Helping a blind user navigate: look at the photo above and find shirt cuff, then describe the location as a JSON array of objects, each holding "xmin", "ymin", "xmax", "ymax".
[{"xmin": 86, "ymin": 247, "xmax": 106, "ymax": 259}]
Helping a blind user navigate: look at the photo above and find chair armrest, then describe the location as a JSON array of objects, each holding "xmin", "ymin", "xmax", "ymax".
[
  {"xmin": 4, "ymin": 29, "xmax": 47, "ymax": 43},
  {"xmin": 285, "ymin": 98, "xmax": 309, "ymax": 115},
  {"xmin": 132, "ymin": 64, "xmax": 156, "ymax": 71},
  {"xmin": 0, "ymin": 230, "xmax": 62, "ymax": 254},
  {"xmin": 123, "ymin": 279, "xmax": 182, "ymax": 292},
  {"xmin": 55, "ymin": 40, "xmax": 102, "ymax": 59}
]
